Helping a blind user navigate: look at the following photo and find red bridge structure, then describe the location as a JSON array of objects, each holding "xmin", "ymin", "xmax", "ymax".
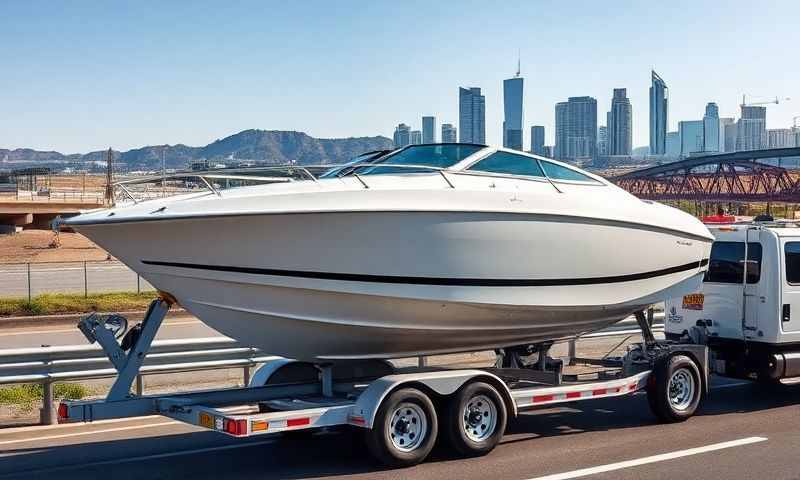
[{"xmin": 613, "ymin": 148, "xmax": 800, "ymax": 204}]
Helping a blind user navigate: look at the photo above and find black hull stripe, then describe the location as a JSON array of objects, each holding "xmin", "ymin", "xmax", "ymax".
[{"xmin": 141, "ymin": 258, "xmax": 709, "ymax": 287}]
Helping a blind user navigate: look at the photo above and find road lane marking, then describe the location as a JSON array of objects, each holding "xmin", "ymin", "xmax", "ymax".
[
  {"xmin": 711, "ymin": 381, "xmax": 751, "ymax": 390},
  {"xmin": 525, "ymin": 436, "xmax": 768, "ymax": 480},
  {"xmin": 0, "ymin": 421, "xmax": 180, "ymax": 446}
]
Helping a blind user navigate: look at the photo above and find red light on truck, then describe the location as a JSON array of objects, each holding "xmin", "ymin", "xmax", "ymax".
[{"xmin": 224, "ymin": 418, "xmax": 247, "ymax": 436}]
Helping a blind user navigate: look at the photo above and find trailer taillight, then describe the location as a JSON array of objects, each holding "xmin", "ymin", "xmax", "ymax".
[{"xmin": 224, "ymin": 418, "xmax": 247, "ymax": 436}]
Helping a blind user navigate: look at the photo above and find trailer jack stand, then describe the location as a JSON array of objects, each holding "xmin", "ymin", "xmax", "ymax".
[
  {"xmin": 635, "ymin": 310, "xmax": 657, "ymax": 352},
  {"xmin": 77, "ymin": 298, "xmax": 172, "ymax": 401}
]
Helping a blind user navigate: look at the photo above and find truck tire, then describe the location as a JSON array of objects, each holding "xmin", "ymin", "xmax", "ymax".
[
  {"xmin": 647, "ymin": 354, "xmax": 703, "ymax": 423},
  {"xmin": 443, "ymin": 381, "xmax": 507, "ymax": 457},
  {"xmin": 365, "ymin": 388, "xmax": 438, "ymax": 467}
]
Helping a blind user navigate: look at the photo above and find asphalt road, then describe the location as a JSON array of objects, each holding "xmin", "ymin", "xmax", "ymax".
[
  {"xmin": 0, "ymin": 378, "xmax": 797, "ymax": 480},
  {"xmin": 0, "ymin": 261, "xmax": 154, "ymax": 298}
]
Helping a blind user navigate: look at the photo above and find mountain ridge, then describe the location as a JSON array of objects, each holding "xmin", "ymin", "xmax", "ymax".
[{"xmin": 0, "ymin": 130, "xmax": 394, "ymax": 169}]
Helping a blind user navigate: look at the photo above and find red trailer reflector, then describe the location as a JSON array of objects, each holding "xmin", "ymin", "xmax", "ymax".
[
  {"xmin": 225, "ymin": 418, "xmax": 247, "ymax": 436},
  {"xmin": 565, "ymin": 391, "xmax": 581, "ymax": 399},
  {"xmin": 286, "ymin": 417, "xmax": 310, "ymax": 428},
  {"xmin": 532, "ymin": 394, "xmax": 554, "ymax": 403},
  {"xmin": 592, "ymin": 388, "xmax": 607, "ymax": 396},
  {"xmin": 58, "ymin": 403, "xmax": 68, "ymax": 420}
]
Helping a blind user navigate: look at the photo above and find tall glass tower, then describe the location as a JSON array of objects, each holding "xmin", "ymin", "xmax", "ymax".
[
  {"xmin": 459, "ymin": 87, "xmax": 486, "ymax": 144},
  {"xmin": 503, "ymin": 65, "xmax": 524, "ymax": 150},
  {"xmin": 422, "ymin": 116, "xmax": 436, "ymax": 144},
  {"xmin": 649, "ymin": 71, "xmax": 668, "ymax": 155}
]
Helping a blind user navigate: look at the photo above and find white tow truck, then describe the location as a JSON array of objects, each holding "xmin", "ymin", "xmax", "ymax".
[
  {"xmin": 666, "ymin": 221, "xmax": 800, "ymax": 384},
  {"xmin": 59, "ymin": 298, "xmax": 709, "ymax": 468}
]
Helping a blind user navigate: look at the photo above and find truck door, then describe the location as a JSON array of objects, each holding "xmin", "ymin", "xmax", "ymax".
[
  {"xmin": 781, "ymin": 241, "xmax": 800, "ymax": 333},
  {"xmin": 742, "ymin": 230, "xmax": 764, "ymax": 339},
  {"xmin": 703, "ymin": 239, "xmax": 762, "ymax": 340}
]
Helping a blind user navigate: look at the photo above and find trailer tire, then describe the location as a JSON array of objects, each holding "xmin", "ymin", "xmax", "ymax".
[
  {"xmin": 647, "ymin": 354, "xmax": 702, "ymax": 423},
  {"xmin": 365, "ymin": 388, "xmax": 438, "ymax": 467},
  {"xmin": 443, "ymin": 381, "xmax": 507, "ymax": 457}
]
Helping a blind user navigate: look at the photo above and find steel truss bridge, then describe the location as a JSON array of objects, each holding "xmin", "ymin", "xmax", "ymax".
[{"xmin": 613, "ymin": 148, "xmax": 800, "ymax": 203}]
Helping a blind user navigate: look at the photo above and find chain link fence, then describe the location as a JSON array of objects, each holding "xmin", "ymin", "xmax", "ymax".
[{"xmin": 0, "ymin": 260, "xmax": 155, "ymax": 300}]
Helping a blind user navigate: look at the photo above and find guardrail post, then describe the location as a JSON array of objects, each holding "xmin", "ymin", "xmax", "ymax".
[
  {"xmin": 243, "ymin": 365, "xmax": 251, "ymax": 387},
  {"xmin": 417, "ymin": 356, "xmax": 427, "ymax": 368},
  {"xmin": 137, "ymin": 274, "xmax": 141, "ymax": 293},
  {"xmin": 27, "ymin": 263, "xmax": 32, "ymax": 302},
  {"xmin": 568, "ymin": 339, "xmax": 577, "ymax": 365},
  {"xmin": 40, "ymin": 381, "xmax": 57, "ymax": 425},
  {"xmin": 83, "ymin": 261, "xmax": 88, "ymax": 298},
  {"xmin": 135, "ymin": 374, "xmax": 144, "ymax": 396}
]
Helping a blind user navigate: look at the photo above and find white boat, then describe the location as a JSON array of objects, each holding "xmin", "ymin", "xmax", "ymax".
[{"xmin": 65, "ymin": 144, "xmax": 713, "ymax": 361}]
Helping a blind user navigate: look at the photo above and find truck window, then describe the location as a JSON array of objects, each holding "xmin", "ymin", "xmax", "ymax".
[
  {"xmin": 704, "ymin": 241, "xmax": 762, "ymax": 284},
  {"xmin": 785, "ymin": 242, "xmax": 800, "ymax": 284}
]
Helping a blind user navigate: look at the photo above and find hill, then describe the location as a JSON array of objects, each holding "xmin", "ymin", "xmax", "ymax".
[{"xmin": 0, "ymin": 130, "xmax": 394, "ymax": 169}]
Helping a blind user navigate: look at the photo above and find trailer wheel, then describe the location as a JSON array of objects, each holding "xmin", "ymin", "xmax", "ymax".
[
  {"xmin": 365, "ymin": 388, "xmax": 438, "ymax": 467},
  {"xmin": 647, "ymin": 354, "xmax": 702, "ymax": 423},
  {"xmin": 443, "ymin": 381, "xmax": 507, "ymax": 457}
]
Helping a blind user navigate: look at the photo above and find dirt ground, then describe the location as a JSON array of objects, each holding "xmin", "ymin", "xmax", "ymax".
[{"xmin": 0, "ymin": 231, "xmax": 110, "ymax": 264}]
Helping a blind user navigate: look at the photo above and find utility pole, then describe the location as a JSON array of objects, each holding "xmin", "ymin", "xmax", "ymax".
[
  {"xmin": 105, "ymin": 148, "xmax": 114, "ymax": 206},
  {"xmin": 162, "ymin": 148, "xmax": 166, "ymax": 198}
]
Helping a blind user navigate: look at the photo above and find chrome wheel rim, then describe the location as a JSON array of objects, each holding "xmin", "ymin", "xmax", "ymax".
[
  {"xmin": 668, "ymin": 368, "xmax": 695, "ymax": 411},
  {"xmin": 462, "ymin": 394, "xmax": 498, "ymax": 442},
  {"xmin": 388, "ymin": 402, "xmax": 427, "ymax": 452}
]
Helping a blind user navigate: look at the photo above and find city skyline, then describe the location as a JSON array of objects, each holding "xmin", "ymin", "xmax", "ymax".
[{"xmin": 1, "ymin": 1, "xmax": 798, "ymax": 153}]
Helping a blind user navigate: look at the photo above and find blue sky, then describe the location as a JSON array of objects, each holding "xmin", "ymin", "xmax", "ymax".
[{"xmin": 1, "ymin": 0, "xmax": 798, "ymax": 153}]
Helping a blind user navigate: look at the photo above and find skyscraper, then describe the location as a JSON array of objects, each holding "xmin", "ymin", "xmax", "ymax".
[
  {"xmin": 441, "ymin": 123, "xmax": 457, "ymax": 143},
  {"xmin": 767, "ymin": 129, "xmax": 795, "ymax": 148},
  {"xmin": 649, "ymin": 71, "xmax": 668, "ymax": 155},
  {"xmin": 736, "ymin": 106, "xmax": 767, "ymax": 151},
  {"xmin": 721, "ymin": 118, "xmax": 736, "ymax": 152},
  {"xmin": 679, "ymin": 120, "xmax": 705, "ymax": 156},
  {"xmin": 554, "ymin": 96, "xmax": 597, "ymax": 162},
  {"xmin": 422, "ymin": 116, "xmax": 436, "ymax": 144},
  {"xmin": 393, "ymin": 123, "xmax": 411, "ymax": 147},
  {"xmin": 597, "ymin": 126, "xmax": 608, "ymax": 156},
  {"xmin": 459, "ymin": 87, "xmax": 486, "ymax": 144},
  {"xmin": 665, "ymin": 131, "xmax": 681, "ymax": 158},
  {"xmin": 530, "ymin": 125, "xmax": 545, "ymax": 155},
  {"xmin": 503, "ymin": 67, "xmax": 524, "ymax": 150},
  {"xmin": 554, "ymin": 102, "xmax": 568, "ymax": 159},
  {"xmin": 410, "ymin": 130, "xmax": 422, "ymax": 145},
  {"xmin": 703, "ymin": 102, "xmax": 720, "ymax": 152},
  {"xmin": 608, "ymin": 88, "xmax": 632, "ymax": 155}
]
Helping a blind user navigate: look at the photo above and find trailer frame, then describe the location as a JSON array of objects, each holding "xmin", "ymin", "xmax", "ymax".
[{"xmin": 59, "ymin": 298, "xmax": 709, "ymax": 467}]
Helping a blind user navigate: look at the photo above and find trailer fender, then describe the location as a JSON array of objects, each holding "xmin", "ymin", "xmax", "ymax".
[
  {"xmin": 664, "ymin": 344, "xmax": 710, "ymax": 396},
  {"xmin": 348, "ymin": 369, "xmax": 515, "ymax": 429},
  {"xmin": 249, "ymin": 358, "xmax": 305, "ymax": 387}
]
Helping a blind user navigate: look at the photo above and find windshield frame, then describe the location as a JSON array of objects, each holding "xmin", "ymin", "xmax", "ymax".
[{"xmin": 343, "ymin": 143, "xmax": 487, "ymax": 176}]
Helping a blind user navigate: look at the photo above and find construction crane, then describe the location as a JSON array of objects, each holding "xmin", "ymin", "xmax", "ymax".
[{"xmin": 740, "ymin": 94, "xmax": 791, "ymax": 107}]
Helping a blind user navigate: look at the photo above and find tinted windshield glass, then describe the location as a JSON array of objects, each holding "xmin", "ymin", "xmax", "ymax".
[
  {"xmin": 318, "ymin": 151, "xmax": 388, "ymax": 178},
  {"xmin": 467, "ymin": 151, "xmax": 544, "ymax": 177},
  {"xmin": 540, "ymin": 161, "xmax": 598, "ymax": 183},
  {"xmin": 355, "ymin": 144, "xmax": 483, "ymax": 175},
  {"xmin": 704, "ymin": 241, "xmax": 762, "ymax": 284},
  {"xmin": 785, "ymin": 242, "xmax": 800, "ymax": 284}
]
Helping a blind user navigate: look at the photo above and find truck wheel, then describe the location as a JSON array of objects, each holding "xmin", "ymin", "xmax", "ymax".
[
  {"xmin": 365, "ymin": 388, "xmax": 438, "ymax": 467},
  {"xmin": 443, "ymin": 381, "xmax": 507, "ymax": 457},
  {"xmin": 647, "ymin": 354, "xmax": 703, "ymax": 423}
]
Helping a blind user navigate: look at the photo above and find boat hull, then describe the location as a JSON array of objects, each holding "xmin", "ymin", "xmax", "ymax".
[{"xmin": 73, "ymin": 209, "xmax": 710, "ymax": 360}]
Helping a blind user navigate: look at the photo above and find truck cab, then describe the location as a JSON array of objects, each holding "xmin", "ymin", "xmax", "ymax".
[{"xmin": 666, "ymin": 222, "xmax": 800, "ymax": 381}]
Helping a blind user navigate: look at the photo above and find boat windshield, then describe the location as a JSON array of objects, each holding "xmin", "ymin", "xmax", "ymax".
[
  {"xmin": 349, "ymin": 144, "xmax": 484, "ymax": 175},
  {"xmin": 318, "ymin": 150, "xmax": 390, "ymax": 179}
]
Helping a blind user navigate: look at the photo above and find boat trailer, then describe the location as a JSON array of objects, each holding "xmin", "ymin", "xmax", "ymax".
[{"xmin": 60, "ymin": 297, "xmax": 709, "ymax": 467}]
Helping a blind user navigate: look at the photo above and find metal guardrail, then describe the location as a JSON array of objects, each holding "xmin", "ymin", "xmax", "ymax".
[
  {"xmin": 0, "ymin": 312, "xmax": 666, "ymax": 426},
  {"xmin": 0, "ymin": 337, "xmax": 278, "ymax": 425}
]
